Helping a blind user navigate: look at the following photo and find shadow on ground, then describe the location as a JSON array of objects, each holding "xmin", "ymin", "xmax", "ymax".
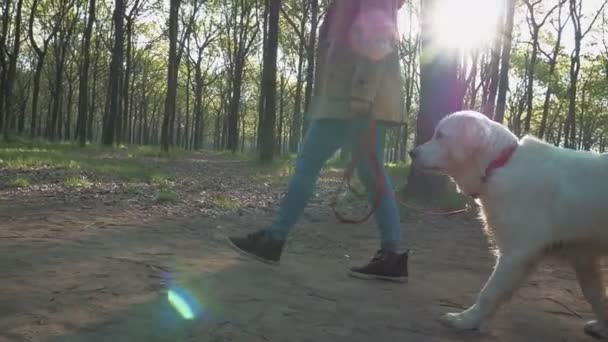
[{"xmin": 0, "ymin": 202, "xmax": 598, "ymax": 342}]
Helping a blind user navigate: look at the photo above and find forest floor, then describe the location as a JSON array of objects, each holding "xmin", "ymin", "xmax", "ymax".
[{"xmin": 0, "ymin": 140, "xmax": 601, "ymax": 342}]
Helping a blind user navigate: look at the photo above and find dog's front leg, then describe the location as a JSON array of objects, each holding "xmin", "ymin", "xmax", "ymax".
[
  {"xmin": 440, "ymin": 252, "xmax": 537, "ymax": 331},
  {"xmin": 573, "ymin": 257, "xmax": 608, "ymax": 339}
]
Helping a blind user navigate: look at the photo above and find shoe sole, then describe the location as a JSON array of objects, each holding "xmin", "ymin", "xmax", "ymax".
[
  {"xmin": 348, "ymin": 270, "xmax": 408, "ymax": 283},
  {"xmin": 226, "ymin": 236, "xmax": 279, "ymax": 266}
]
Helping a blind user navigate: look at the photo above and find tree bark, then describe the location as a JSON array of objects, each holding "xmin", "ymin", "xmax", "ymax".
[
  {"xmin": 404, "ymin": 0, "xmax": 463, "ymax": 201},
  {"xmin": 102, "ymin": 0, "xmax": 125, "ymax": 145},
  {"xmin": 259, "ymin": 0, "xmax": 281, "ymax": 161},
  {"xmin": 494, "ymin": 0, "xmax": 516, "ymax": 123},
  {"xmin": 538, "ymin": 2, "xmax": 567, "ymax": 139},
  {"xmin": 77, "ymin": 0, "xmax": 96, "ymax": 146},
  {"xmin": 161, "ymin": 0, "xmax": 180, "ymax": 152},
  {"xmin": 3, "ymin": 0, "xmax": 24, "ymax": 136},
  {"xmin": 302, "ymin": 0, "xmax": 318, "ymax": 139}
]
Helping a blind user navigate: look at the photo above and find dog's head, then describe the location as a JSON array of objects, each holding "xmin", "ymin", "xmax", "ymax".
[{"xmin": 410, "ymin": 110, "xmax": 518, "ymax": 195}]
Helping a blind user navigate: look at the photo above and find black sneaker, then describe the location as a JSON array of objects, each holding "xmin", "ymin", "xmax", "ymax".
[
  {"xmin": 227, "ymin": 231, "xmax": 284, "ymax": 265},
  {"xmin": 348, "ymin": 249, "xmax": 408, "ymax": 283}
]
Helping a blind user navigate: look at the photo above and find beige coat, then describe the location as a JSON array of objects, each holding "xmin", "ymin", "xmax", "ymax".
[{"xmin": 309, "ymin": 0, "xmax": 405, "ymax": 126}]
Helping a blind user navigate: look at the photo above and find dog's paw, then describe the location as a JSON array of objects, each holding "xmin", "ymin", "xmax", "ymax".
[
  {"xmin": 584, "ymin": 320, "xmax": 608, "ymax": 339},
  {"xmin": 439, "ymin": 312, "xmax": 480, "ymax": 331}
]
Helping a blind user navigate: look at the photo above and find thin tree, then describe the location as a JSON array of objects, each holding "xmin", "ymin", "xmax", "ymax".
[
  {"xmin": 537, "ymin": 0, "xmax": 569, "ymax": 139},
  {"xmin": 302, "ymin": 0, "xmax": 318, "ymax": 138},
  {"xmin": 405, "ymin": 0, "xmax": 464, "ymax": 201},
  {"xmin": 494, "ymin": 0, "xmax": 516, "ymax": 123},
  {"xmin": 521, "ymin": 0, "xmax": 564, "ymax": 134},
  {"xmin": 3, "ymin": 0, "xmax": 24, "ymax": 136},
  {"xmin": 563, "ymin": 0, "xmax": 607, "ymax": 148},
  {"xmin": 76, "ymin": 0, "xmax": 96, "ymax": 146},
  {"xmin": 0, "ymin": 0, "xmax": 12, "ymax": 131},
  {"xmin": 482, "ymin": 0, "xmax": 505, "ymax": 116},
  {"xmin": 259, "ymin": 0, "xmax": 281, "ymax": 161},
  {"xmin": 160, "ymin": 0, "xmax": 180, "ymax": 152},
  {"xmin": 102, "ymin": 0, "xmax": 126, "ymax": 145}
]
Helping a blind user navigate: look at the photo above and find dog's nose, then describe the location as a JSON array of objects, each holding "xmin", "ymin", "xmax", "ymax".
[{"xmin": 409, "ymin": 149, "xmax": 418, "ymax": 160}]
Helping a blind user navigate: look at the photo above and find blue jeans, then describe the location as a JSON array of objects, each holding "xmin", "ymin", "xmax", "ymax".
[{"xmin": 268, "ymin": 118, "xmax": 402, "ymax": 251}]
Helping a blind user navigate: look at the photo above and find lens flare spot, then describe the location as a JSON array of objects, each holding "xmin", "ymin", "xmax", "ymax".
[{"xmin": 167, "ymin": 288, "xmax": 198, "ymax": 320}]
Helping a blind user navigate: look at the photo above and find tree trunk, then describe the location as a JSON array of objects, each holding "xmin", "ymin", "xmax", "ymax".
[
  {"xmin": 193, "ymin": 57, "xmax": 204, "ymax": 149},
  {"xmin": 494, "ymin": 0, "xmax": 516, "ymax": 123},
  {"xmin": 482, "ymin": 1, "xmax": 505, "ymax": 116},
  {"xmin": 76, "ymin": 0, "xmax": 95, "ymax": 146},
  {"xmin": 103, "ymin": 0, "xmax": 125, "ymax": 145},
  {"xmin": 184, "ymin": 65, "xmax": 191, "ymax": 149},
  {"xmin": 538, "ymin": 35, "xmax": 563, "ymax": 138},
  {"xmin": 3, "ymin": 0, "xmax": 24, "ymax": 136},
  {"xmin": 523, "ymin": 30, "xmax": 539, "ymax": 134},
  {"xmin": 121, "ymin": 24, "xmax": 133, "ymax": 144},
  {"xmin": 48, "ymin": 39, "xmax": 67, "ymax": 140},
  {"xmin": 256, "ymin": 0, "xmax": 269, "ymax": 150},
  {"xmin": 88, "ymin": 40, "xmax": 101, "ymax": 141},
  {"xmin": 259, "ymin": 0, "xmax": 281, "ymax": 162},
  {"xmin": 0, "ymin": 0, "xmax": 13, "ymax": 132},
  {"xmin": 30, "ymin": 58, "xmax": 44, "ymax": 138},
  {"xmin": 65, "ymin": 67, "xmax": 76, "ymax": 140},
  {"xmin": 302, "ymin": 0, "xmax": 318, "ymax": 139},
  {"xmin": 404, "ymin": 0, "xmax": 463, "ymax": 201},
  {"xmin": 277, "ymin": 74, "xmax": 285, "ymax": 154},
  {"xmin": 160, "ymin": 0, "xmax": 180, "ymax": 152}
]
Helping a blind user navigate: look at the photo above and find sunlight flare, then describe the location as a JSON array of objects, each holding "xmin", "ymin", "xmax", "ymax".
[{"xmin": 431, "ymin": 0, "xmax": 502, "ymax": 51}]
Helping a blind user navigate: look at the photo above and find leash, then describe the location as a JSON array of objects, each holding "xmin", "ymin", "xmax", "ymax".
[{"xmin": 330, "ymin": 118, "xmax": 468, "ymax": 224}]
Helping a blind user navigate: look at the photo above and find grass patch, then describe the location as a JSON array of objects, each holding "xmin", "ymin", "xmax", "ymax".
[
  {"xmin": 0, "ymin": 138, "xmax": 185, "ymax": 182},
  {"xmin": 125, "ymin": 182, "xmax": 145, "ymax": 194},
  {"xmin": 64, "ymin": 175, "xmax": 93, "ymax": 189},
  {"xmin": 11, "ymin": 177, "xmax": 31, "ymax": 188},
  {"xmin": 209, "ymin": 193, "xmax": 239, "ymax": 210},
  {"xmin": 157, "ymin": 189, "xmax": 177, "ymax": 203},
  {"xmin": 247, "ymin": 154, "xmax": 296, "ymax": 183},
  {"xmin": 149, "ymin": 173, "xmax": 171, "ymax": 188},
  {"xmin": 208, "ymin": 150, "xmax": 249, "ymax": 161},
  {"xmin": 386, "ymin": 162, "xmax": 410, "ymax": 189}
]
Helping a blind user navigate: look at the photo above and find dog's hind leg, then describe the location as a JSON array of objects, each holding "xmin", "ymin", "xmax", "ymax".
[
  {"xmin": 573, "ymin": 257, "xmax": 608, "ymax": 339},
  {"xmin": 440, "ymin": 251, "xmax": 539, "ymax": 331}
]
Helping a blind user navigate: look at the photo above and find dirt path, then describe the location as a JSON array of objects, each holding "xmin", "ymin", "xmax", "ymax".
[{"xmin": 0, "ymin": 153, "xmax": 599, "ymax": 342}]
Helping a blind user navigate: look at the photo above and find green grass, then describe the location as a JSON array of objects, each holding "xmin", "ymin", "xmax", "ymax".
[
  {"xmin": 11, "ymin": 177, "xmax": 31, "ymax": 188},
  {"xmin": 125, "ymin": 182, "xmax": 145, "ymax": 194},
  {"xmin": 208, "ymin": 193, "xmax": 239, "ymax": 210},
  {"xmin": 247, "ymin": 154, "xmax": 296, "ymax": 184},
  {"xmin": 64, "ymin": 175, "xmax": 93, "ymax": 189},
  {"xmin": 149, "ymin": 173, "xmax": 171, "ymax": 188},
  {"xmin": 0, "ymin": 137, "xmax": 184, "ymax": 182},
  {"xmin": 385, "ymin": 162, "xmax": 410, "ymax": 189},
  {"xmin": 157, "ymin": 189, "xmax": 177, "ymax": 203}
]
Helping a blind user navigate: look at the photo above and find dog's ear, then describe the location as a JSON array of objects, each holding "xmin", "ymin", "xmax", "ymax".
[{"xmin": 452, "ymin": 116, "xmax": 489, "ymax": 161}]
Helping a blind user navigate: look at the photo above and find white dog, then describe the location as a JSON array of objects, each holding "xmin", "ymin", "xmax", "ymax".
[{"xmin": 410, "ymin": 110, "xmax": 608, "ymax": 339}]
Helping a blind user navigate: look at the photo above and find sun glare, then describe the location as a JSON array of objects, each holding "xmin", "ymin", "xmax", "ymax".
[{"xmin": 431, "ymin": 0, "xmax": 502, "ymax": 51}]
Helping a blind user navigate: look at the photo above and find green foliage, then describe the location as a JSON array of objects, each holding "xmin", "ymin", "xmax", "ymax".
[
  {"xmin": 208, "ymin": 193, "xmax": 239, "ymax": 210},
  {"xmin": 0, "ymin": 139, "xmax": 184, "ymax": 182},
  {"xmin": 64, "ymin": 175, "xmax": 93, "ymax": 189},
  {"xmin": 157, "ymin": 189, "xmax": 178, "ymax": 203},
  {"xmin": 11, "ymin": 177, "xmax": 31, "ymax": 188}
]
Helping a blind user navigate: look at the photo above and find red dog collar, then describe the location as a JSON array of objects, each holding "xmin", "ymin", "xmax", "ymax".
[
  {"xmin": 470, "ymin": 144, "xmax": 518, "ymax": 199},
  {"xmin": 482, "ymin": 144, "xmax": 518, "ymax": 182}
]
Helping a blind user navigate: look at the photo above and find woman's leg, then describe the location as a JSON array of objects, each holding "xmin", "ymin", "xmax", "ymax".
[
  {"xmin": 228, "ymin": 119, "xmax": 350, "ymax": 263},
  {"xmin": 352, "ymin": 119, "xmax": 402, "ymax": 252},
  {"xmin": 346, "ymin": 118, "xmax": 407, "ymax": 282},
  {"xmin": 267, "ymin": 119, "xmax": 348, "ymax": 240}
]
